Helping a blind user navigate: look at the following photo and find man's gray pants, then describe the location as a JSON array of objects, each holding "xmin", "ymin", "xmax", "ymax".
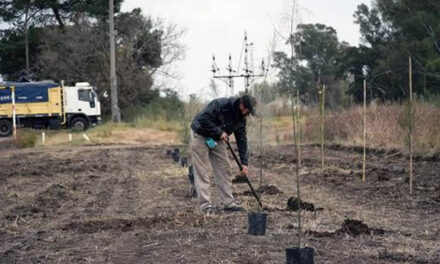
[{"xmin": 190, "ymin": 132, "xmax": 235, "ymax": 210}]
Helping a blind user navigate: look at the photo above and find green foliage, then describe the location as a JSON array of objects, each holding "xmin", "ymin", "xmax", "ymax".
[
  {"xmin": 35, "ymin": 9, "xmax": 169, "ymax": 116},
  {"xmin": 122, "ymin": 89, "xmax": 185, "ymax": 122},
  {"xmin": 121, "ymin": 90, "xmax": 195, "ymax": 145},
  {"xmin": 294, "ymin": 24, "xmax": 341, "ymax": 81},
  {"xmin": 354, "ymin": 3, "xmax": 392, "ymax": 47},
  {"xmin": 274, "ymin": 1, "xmax": 440, "ymax": 106},
  {"xmin": 273, "ymin": 51, "xmax": 315, "ymax": 100},
  {"xmin": 116, "ymin": 8, "xmax": 163, "ymax": 69},
  {"xmin": 0, "ymin": 27, "xmax": 41, "ymax": 80},
  {"xmin": 342, "ymin": 1, "xmax": 440, "ymax": 103},
  {"xmin": 16, "ymin": 129, "xmax": 37, "ymax": 148},
  {"xmin": 273, "ymin": 23, "xmax": 348, "ymax": 107},
  {"xmin": 0, "ymin": 1, "xmax": 185, "ymax": 118},
  {"xmin": 0, "ymin": 0, "xmax": 124, "ymax": 28}
]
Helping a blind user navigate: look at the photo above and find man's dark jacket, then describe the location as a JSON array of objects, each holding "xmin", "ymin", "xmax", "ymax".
[{"xmin": 191, "ymin": 97, "xmax": 248, "ymax": 165}]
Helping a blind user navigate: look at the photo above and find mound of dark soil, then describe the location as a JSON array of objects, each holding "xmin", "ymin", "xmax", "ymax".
[
  {"xmin": 305, "ymin": 219, "xmax": 385, "ymax": 238},
  {"xmin": 232, "ymin": 175, "xmax": 248, "ymax": 183},
  {"xmin": 243, "ymin": 185, "xmax": 283, "ymax": 196},
  {"xmin": 258, "ymin": 185, "xmax": 282, "ymax": 195},
  {"xmin": 305, "ymin": 230, "xmax": 335, "ymax": 238},
  {"xmin": 340, "ymin": 219, "xmax": 370, "ymax": 237},
  {"xmin": 287, "ymin": 197, "xmax": 315, "ymax": 211},
  {"xmin": 378, "ymin": 174, "xmax": 391, "ymax": 181},
  {"xmin": 339, "ymin": 219, "xmax": 385, "ymax": 237}
]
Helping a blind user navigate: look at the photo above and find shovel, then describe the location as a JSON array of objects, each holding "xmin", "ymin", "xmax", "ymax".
[{"xmin": 225, "ymin": 140, "xmax": 263, "ymax": 208}]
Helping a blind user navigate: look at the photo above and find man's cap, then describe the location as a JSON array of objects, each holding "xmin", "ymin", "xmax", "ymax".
[{"xmin": 240, "ymin": 94, "xmax": 257, "ymax": 116}]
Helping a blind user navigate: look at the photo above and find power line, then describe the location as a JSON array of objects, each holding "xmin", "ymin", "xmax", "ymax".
[{"xmin": 211, "ymin": 32, "xmax": 265, "ymax": 95}]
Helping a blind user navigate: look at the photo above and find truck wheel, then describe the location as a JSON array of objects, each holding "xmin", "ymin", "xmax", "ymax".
[
  {"xmin": 0, "ymin": 119, "xmax": 13, "ymax": 137},
  {"xmin": 49, "ymin": 119, "xmax": 61, "ymax": 130},
  {"xmin": 70, "ymin": 117, "xmax": 89, "ymax": 131}
]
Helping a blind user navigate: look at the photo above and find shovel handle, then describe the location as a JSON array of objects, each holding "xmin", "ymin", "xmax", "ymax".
[
  {"xmin": 245, "ymin": 177, "xmax": 263, "ymax": 208},
  {"xmin": 225, "ymin": 140, "xmax": 243, "ymax": 171},
  {"xmin": 225, "ymin": 140, "xmax": 263, "ymax": 208}
]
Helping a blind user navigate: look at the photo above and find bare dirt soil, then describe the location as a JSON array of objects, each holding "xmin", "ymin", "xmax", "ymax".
[
  {"xmin": 1, "ymin": 144, "xmax": 439, "ymax": 263},
  {"xmin": 0, "ymin": 138, "xmax": 16, "ymax": 151}
]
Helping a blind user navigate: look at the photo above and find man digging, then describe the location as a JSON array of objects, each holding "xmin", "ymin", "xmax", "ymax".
[{"xmin": 190, "ymin": 94, "xmax": 257, "ymax": 214}]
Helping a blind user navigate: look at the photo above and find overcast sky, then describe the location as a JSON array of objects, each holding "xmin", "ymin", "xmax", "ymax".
[{"xmin": 122, "ymin": 0, "xmax": 370, "ymax": 100}]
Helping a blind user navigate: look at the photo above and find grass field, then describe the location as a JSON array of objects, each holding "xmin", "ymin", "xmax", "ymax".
[{"xmin": 10, "ymin": 101, "xmax": 440, "ymax": 158}]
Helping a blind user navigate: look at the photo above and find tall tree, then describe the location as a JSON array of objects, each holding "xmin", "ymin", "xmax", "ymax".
[
  {"xmin": 273, "ymin": 23, "xmax": 347, "ymax": 107},
  {"xmin": 0, "ymin": 27, "xmax": 41, "ymax": 80},
  {"xmin": 37, "ymin": 8, "xmax": 185, "ymax": 116},
  {"xmin": 0, "ymin": 0, "xmax": 125, "ymax": 79},
  {"xmin": 293, "ymin": 24, "xmax": 341, "ymax": 83},
  {"xmin": 0, "ymin": 0, "xmax": 124, "ymax": 28},
  {"xmin": 348, "ymin": 0, "xmax": 440, "ymax": 100}
]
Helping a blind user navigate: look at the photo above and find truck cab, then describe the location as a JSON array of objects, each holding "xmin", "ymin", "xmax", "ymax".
[{"xmin": 64, "ymin": 82, "xmax": 101, "ymax": 130}]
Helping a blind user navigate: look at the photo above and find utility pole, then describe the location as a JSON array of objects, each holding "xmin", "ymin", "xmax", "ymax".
[
  {"xmin": 227, "ymin": 55, "xmax": 234, "ymax": 95},
  {"xmin": 212, "ymin": 32, "xmax": 264, "ymax": 95},
  {"xmin": 244, "ymin": 33, "xmax": 250, "ymax": 91},
  {"xmin": 109, "ymin": 0, "xmax": 121, "ymax": 122}
]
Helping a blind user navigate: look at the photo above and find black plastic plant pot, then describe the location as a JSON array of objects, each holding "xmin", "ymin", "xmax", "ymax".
[
  {"xmin": 188, "ymin": 166, "xmax": 194, "ymax": 184},
  {"xmin": 172, "ymin": 152, "xmax": 180, "ymax": 163},
  {"xmin": 247, "ymin": 212, "xmax": 267, "ymax": 236},
  {"xmin": 166, "ymin": 150, "xmax": 173, "ymax": 158},
  {"xmin": 285, "ymin": 247, "xmax": 314, "ymax": 264},
  {"xmin": 174, "ymin": 148, "xmax": 180, "ymax": 154},
  {"xmin": 181, "ymin": 157, "xmax": 188, "ymax": 167}
]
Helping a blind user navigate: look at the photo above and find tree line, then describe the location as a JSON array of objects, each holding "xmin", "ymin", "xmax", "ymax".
[
  {"xmin": 271, "ymin": 0, "xmax": 440, "ymax": 108},
  {"xmin": 0, "ymin": 0, "xmax": 185, "ymax": 117}
]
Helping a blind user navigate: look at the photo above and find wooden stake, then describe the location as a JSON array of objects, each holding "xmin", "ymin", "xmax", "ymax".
[
  {"xmin": 363, "ymin": 79, "xmax": 367, "ymax": 182},
  {"xmin": 259, "ymin": 97, "xmax": 263, "ymax": 188},
  {"xmin": 297, "ymin": 90, "xmax": 301, "ymax": 167},
  {"xmin": 320, "ymin": 85, "xmax": 325, "ymax": 174},
  {"xmin": 290, "ymin": 90, "xmax": 301, "ymax": 249},
  {"xmin": 409, "ymin": 56, "xmax": 413, "ymax": 195},
  {"xmin": 83, "ymin": 133, "xmax": 90, "ymax": 141},
  {"xmin": 295, "ymin": 90, "xmax": 302, "ymax": 248}
]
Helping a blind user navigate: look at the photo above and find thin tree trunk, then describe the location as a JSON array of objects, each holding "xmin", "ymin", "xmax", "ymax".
[
  {"xmin": 24, "ymin": 13, "xmax": 29, "ymax": 76},
  {"xmin": 409, "ymin": 57, "xmax": 413, "ymax": 195},
  {"xmin": 52, "ymin": 7, "xmax": 65, "ymax": 29},
  {"xmin": 321, "ymin": 85, "xmax": 325, "ymax": 174},
  {"xmin": 109, "ymin": 0, "xmax": 121, "ymax": 122}
]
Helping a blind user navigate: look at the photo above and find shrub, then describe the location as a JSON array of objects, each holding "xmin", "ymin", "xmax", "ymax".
[{"xmin": 16, "ymin": 130, "xmax": 38, "ymax": 148}]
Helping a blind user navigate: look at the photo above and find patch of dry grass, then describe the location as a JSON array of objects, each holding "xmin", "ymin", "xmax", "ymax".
[
  {"xmin": 29, "ymin": 121, "xmax": 180, "ymax": 147},
  {"xmin": 250, "ymin": 101, "xmax": 440, "ymax": 154}
]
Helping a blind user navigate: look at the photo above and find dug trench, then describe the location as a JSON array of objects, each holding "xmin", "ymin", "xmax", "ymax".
[{"xmin": 0, "ymin": 144, "xmax": 439, "ymax": 263}]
